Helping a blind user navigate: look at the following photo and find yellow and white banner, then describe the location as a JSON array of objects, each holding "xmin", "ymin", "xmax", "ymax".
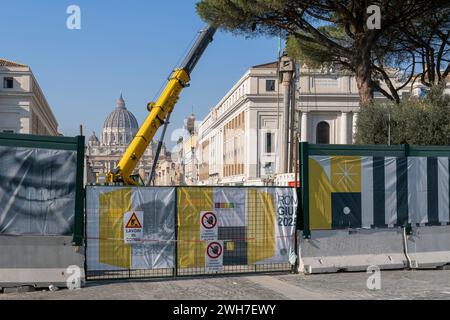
[
  {"xmin": 308, "ymin": 156, "xmax": 450, "ymax": 230},
  {"xmin": 86, "ymin": 186, "xmax": 176, "ymax": 271},
  {"xmin": 177, "ymin": 187, "xmax": 298, "ymax": 269}
]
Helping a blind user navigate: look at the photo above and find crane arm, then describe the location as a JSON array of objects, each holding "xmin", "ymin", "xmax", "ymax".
[{"xmin": 107, "ymin": 25, "xmax": 216, "ymax": 185}]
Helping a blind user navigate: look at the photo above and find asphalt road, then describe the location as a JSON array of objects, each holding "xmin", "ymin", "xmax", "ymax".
[{"xmin": 1, "ymin": 270, "xmax": 450, "ymax": 300}]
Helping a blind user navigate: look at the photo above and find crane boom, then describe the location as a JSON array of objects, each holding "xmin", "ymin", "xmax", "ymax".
[{"xmin": 107, "ymin": 25, "xmax": 216, "ymax": 185}]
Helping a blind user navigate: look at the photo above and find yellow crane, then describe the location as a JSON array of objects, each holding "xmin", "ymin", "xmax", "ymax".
[{"xmin": 106, "ymin": 26, "xmax": 216, "ymax": 185}]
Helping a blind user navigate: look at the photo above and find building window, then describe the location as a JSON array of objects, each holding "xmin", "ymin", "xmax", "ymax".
[
  {"xmin": 2, "ymin": 130, "xmax": 14, "ymax": 134},
  {"xmin": 265, "ymin": 132, "xmax": 274, "ymax": 153},
  {"xmin": 3, "ymin": 77, "xmax": 13, "ymax": 89},
  {"xmin": 316, "ymin": 122, "xmax": 330, "ymax": 144},
  {"xmin": 266, "ymin": 80, "xmax": 276, "ymax": 92}
]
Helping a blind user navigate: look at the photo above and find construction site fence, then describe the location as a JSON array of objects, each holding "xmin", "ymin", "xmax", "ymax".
[
  {"xmin": 0, "ymin": 133, "xmax": 85, "ymax": 288},
  {"xmin": 299, "ymin": 143, "xmax": 450, "ymax": 273},
  {"xmin": 0, "ymin": 133, "xmax": 85, "ymax": 245},
  {"xmin": 85, "ymin": 186, "xmax": 299, "ymax": 280}
]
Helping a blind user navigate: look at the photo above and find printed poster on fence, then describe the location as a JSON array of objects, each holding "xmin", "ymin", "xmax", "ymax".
[
  {"xmin": 177, "ymin": 187, "xmax": 298, "ymax": 269},
  {"xmin": 268, "ymin": 189, "xmax": 298, "ymax": 265},
  {"xmin": 86, "ymin": 187, "xmax": 176, "ymax": 272},
  {"xmin": 205, "ymin": 240, "xmax": 224, "ymax": 272}
]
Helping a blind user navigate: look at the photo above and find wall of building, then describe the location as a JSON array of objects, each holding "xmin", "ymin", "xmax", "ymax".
[
  {"xmin": 197, "ymin": 63, "xmax": 281, "ymax": 186},
  {"xmin": 195, "ymin": 62, "xmax": 428, "ymax": 186},
  {"xmin": 0, "ymin": 62, "xmax": 59, "ymax": 136},
  {"xmin": 155, "ymin": 158, "xmax": 179, "ymax": 186},
  {"xmin": 297, "ymin": 66, "xmax": 415, "ymax": 145}
]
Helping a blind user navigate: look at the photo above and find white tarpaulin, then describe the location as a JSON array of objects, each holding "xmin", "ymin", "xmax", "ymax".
[
  {"xmin": 86, "ymin": 186, "xmax": 176, "ymax": 271},
  {"xmin": 0, "ymin": 146, "xmax": 77, "ymax": 236}
]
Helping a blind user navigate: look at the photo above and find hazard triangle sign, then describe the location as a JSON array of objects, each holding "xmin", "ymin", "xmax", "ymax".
[
  {"xmin": 125, "ymin": 212, "xmax": 142, "ymax": 229},
  {"xmin": 123, "ymin": 211, "xmax": 144, "ymax": 244}
]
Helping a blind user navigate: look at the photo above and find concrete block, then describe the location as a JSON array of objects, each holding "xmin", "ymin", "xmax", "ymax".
[
  {"xmin": 407, "ymin": 225, "xmax": 450, "ymax": 269},
  {"xmin": 0, "ymin": 236, "xmax": 85, "ymax": 288},
  {"xmin": 3, "ymin": 286, "xmax": 36, "ymax": 294},
  {"xmin": 298, "ymin": 229, "xmax": 408, "ymax": 274}
]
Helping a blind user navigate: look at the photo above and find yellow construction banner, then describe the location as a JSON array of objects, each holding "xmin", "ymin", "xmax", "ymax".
[{"xmin": 177, "ymin": 187, "xmax": 297, "ymax": 270}]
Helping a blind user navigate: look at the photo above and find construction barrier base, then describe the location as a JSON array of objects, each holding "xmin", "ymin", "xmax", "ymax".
[
  {"xmin": 298, "ymin": 229, "xmax": 408, "ymax": 274},
  {"xmin": 0, "ymin": 268, "xmax": 85, "ymax": 289},
  {"xmin": 407, "ymin": 225, "xmax": 450, "ymax": 269},
  {"xmin": 0, "ymin": 236, "xmax": 85, "ymax": 289}
]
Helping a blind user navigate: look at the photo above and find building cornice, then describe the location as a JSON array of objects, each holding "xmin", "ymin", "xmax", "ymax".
[
  {"xmin": 202, "ymin": 66, "xmax": 280, "ymax": 127},
  {"xmin": 30, "ymin": 72, "xmax": 58, "ymax": 126}
]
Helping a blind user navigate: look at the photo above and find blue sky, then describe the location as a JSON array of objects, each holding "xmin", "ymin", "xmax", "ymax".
[{"xmin": 0, "ymin": 0, "xmax": 280, "ymax": 146}]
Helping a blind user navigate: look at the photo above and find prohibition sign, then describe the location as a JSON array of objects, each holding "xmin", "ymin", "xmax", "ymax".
[
  {"xmin": 206, "ymin": 241, "xmax": 223, "ymax": 259},
  {"xmin": 201, "ymin": 212, "xmax": 217, "ymax": 230}
]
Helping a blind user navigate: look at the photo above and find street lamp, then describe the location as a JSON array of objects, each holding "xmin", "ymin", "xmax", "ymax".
[{"xmin": 383, "ymin": 109, "xmax": 392, "ymax": 146}]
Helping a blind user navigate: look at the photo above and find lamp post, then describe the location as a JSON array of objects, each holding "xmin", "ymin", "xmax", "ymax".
[
  {"xmin": 386, "ymin": 110, "xmax": 391, "ymax": 146},
  {"xmin": 382, "ymin": 108, "xmax": 392, "ymax": 146}
]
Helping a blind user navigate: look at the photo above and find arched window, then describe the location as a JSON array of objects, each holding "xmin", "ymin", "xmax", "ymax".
[{"xmin": 316, "ymin": 122, "xmax": 330, "ymax": 144}]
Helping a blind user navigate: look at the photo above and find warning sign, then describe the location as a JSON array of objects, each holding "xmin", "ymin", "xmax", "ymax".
[
  {"xmin": 200, "ymin": 211, "xmax": 218, "ymax": 241},
  {"xmin": 123, "ymin": 211, "xmax": 144, "ymax": 244},
  {"xmin": 205, "ymin": 241, "xmax": 224, "ymax": 272},
  {"xmin": 126, "ymin": 212, "xmax": 142, "ymax": 228}
]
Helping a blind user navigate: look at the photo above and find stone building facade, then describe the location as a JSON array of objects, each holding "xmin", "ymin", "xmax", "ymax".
[
  {"xmin": 196, "ymin": 61, "xmax": 413, "ymax": 186},
  {"xmin": 0, "ymin": 58, "xmax": 59, "ymax": 136},
  {"xmin": 86, "ymin": 94, "xmax": 167, "ymax": 184}
]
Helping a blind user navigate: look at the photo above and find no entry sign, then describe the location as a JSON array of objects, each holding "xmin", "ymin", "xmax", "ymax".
[
  {"xmin": 205, "ymin": 240, "xmax": 224, "ymax": 272},
  {"xmin": 200, "ymin": 211, "xmax": 218, "ymax": 241},
  {"xmin": 206, "ymin": 241, "xmax": 223, "ymax": 259}
]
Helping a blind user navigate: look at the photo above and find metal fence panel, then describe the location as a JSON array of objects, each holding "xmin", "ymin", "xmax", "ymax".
[
  {"xmin": 301, "ymin": 143, "xmax": 450, "ymax": 234},
  {"xmin": 177, "ymin": 187, "xmax": 298, "ymax": 276},
  {"xmin": 0, "ymin": 133, "xmax": 85, "ymax": 288},
  {"xmin": 85, "ymin": 186, "xmax": 298, "ymax": 280},
  {"xmin": 0, "ymin": 146, "xmax": 77, "ymax": 236},
  {"xmin": 86, "ymin": 186, "xmax": 176, "ymax": 280}
]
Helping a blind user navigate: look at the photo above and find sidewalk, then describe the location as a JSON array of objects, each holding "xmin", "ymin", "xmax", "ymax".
[{"xmin": 1, "ymin": 270, "xmax": 450, "ymax": 300}]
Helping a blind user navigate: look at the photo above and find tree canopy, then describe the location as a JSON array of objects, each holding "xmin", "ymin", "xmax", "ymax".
[
  {"xmin": 355, "ymin": 85, "xmax": 450, "ymax": 145},
  {"xmin": 197, "ymin": 0, "xmax": 450, "ymax": 105}
]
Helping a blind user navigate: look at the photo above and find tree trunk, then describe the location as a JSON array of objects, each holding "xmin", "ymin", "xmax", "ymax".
[
  {"xmin": 354, "ymin": 36, "xmax": 375, "ymax": 106},
  {"xmin": 355, "ymin": 69, "xmax": 374, "ymax": 106}
]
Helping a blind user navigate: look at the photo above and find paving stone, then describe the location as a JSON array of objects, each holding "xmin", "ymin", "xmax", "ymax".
[
  {"xmin": 0, "ymin": 270, "xmax": 449, "ymax": 300},
  {"xmin": 3, "ymin": 286, "xmax": 36, "ymax": 294}
]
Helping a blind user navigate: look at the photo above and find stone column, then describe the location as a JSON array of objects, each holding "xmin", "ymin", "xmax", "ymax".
[
  {"xmin": 352, "ymin": 112, "xmax": 359, "ymax": 144},
  {"xmin": 301, "ymin": 111, "xmax": 309, "ymax": 142},
  {"xmin": 278, "ymin": 56, "xmax": 295, "ymax": 174},
  {"xmin": 341, "ymin": 112, "xmax": 350, "ymax": 144}
]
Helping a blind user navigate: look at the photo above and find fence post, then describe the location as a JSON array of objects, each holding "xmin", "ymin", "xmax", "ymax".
[
  {"xmin": 300, "ymin": 142, "xmax": 310, "ymax": 239},
  {"xmin": 174, "ymin": 187, "xmax": 179, "ymax": 278},
  {"xmin": 83, "ymin": 186, "xmax": 88, "ymax": 280},
  {"xmin": 73, "ymin": 135, "xmax": 85, "ymax": 246},
  {"xmin": 293, "ymin": 140, "xmax": 302, "ymax": 273},
  {"xmin": 403, "ymin": 144, "xmax": 412, "ymax": 235}
]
